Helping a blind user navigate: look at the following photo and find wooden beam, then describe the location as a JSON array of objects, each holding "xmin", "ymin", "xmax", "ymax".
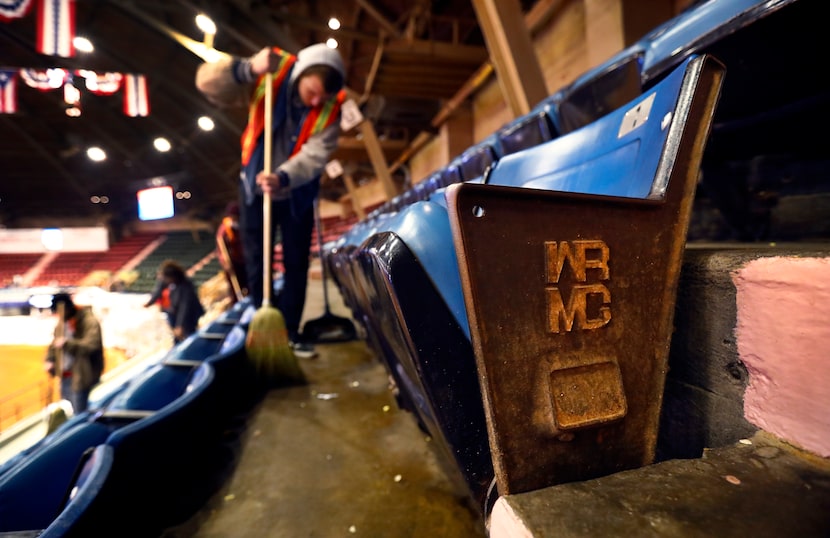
[
  {"xmin": 343, "ymin": 173, "xmax": 366, "ymax": 220},
  {"xmin": 354, "ymin": 0, "xmax": 402, "ymax": 38},
  {"xmin": 359, "ymin": 120, "xmax": 398, "ymax": 200},
  {"xmin": 362, "ymin": 34, "xmax": 386, "ymax": 101},
  {"xmin": 394, "ymin": 0, "xmax": 562, "ymax": 168},
  {"xmin": 389, "ymin": 131, "xmax": 433, "ymax": 174},
  {"xmin": 383, "ymin": 38, "xmax": 488, "ymax": 64},
  {"xmin": 432, "ymin": 63, "xmax": 494, "ymax": 127},
  {"xmin": 471, "ymin": 0, "xmax": 548, "ymax": 116}
]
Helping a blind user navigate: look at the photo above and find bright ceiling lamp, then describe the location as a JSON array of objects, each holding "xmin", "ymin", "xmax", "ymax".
[
  {"xmin": 87, "ymin": 146, "xmax": 106, "ymax": 161},
  {"xmin": 196, "ymin": 13, "xmax": 217, "ymax": 49},
  {"xmin": 154, "ymin": 137, "xmax": 172, "ymax": 152},
  {"xmin": 198, "ymin": 116, "xmax": 215, "ymax": 131},
  {"xmin": 73, "ymin": 36, "xmax": 93, "ymax": 53}
]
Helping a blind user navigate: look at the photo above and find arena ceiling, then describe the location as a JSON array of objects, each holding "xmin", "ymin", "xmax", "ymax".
[{"xmin": 0, "ymin": 0, "xmax": 539, "ymax": 229}]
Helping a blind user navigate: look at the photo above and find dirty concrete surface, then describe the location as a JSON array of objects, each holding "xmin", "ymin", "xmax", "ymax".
[{"xmin": 163, "ymin": 277, "xmax": 488, "ymax": 538}]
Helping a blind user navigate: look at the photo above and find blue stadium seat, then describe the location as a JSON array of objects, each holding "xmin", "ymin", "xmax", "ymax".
[
  {"xmin": 0, "ymin": 420, "xmax": 118, "ymax": 532},
  {"xmin": 39, "ymin": 444, "xmax": 114, "ymax": 537},
  {"xmin": 349, "ymin": 53, "xmax": 724, "ymax": 509},
  {"xmin": 78, "ymin": 362, "xmax": 222, "ymax": 535}
]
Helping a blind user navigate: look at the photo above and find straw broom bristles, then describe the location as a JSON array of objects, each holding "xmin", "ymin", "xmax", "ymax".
[{"xmin": 245, "ymin": 305, "xmax": 305, "ymax": 386}]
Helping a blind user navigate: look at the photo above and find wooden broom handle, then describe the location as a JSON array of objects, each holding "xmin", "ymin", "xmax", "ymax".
[
  {"xmin": 262, "ymin": 72, "xmax": 273, "ymax": 307},
  {"xmin": 218, "ymin": 236, "xmax": 244, "ymax": 301}
]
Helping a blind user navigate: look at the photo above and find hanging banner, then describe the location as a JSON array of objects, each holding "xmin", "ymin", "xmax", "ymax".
[
  {"xmin": 76, "ymin": 70, "xmax": 122, "ymax": 95},
  {"xmin": 19, "ymin": 67, "xmax": 66, "ymax": 90},
  {"xmin": 36, "ymin": 0, "xmax": 75, "ymax": 57},
  {"xmin": 0, "ymin": 0, "xmax": 35, "ymax": 21},
  {"xmin": 0, "ymin": 70, "xmax": 17, "ymax": 113},
  {"xmin": 123, "ymin": 73, "xmax": 149, "ymax": 117}
]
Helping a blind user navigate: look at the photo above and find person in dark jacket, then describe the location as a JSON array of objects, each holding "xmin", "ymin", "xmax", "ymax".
[
  {"xmin": 158, "ymin": 259, "xmax": 205, "ymax": 343},
  {"xmin": 44, "ymin": 292, "xmax": 105, "ymax": 413}
]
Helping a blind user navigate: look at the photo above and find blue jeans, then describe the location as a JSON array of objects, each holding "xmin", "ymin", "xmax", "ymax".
[
  {"xmin": 240, "ymin": 190, "xmax": 315, "ymax": 341},
  {"xmin": 60, "ymin": 376, "xmax": 91, "ymax": 414}
]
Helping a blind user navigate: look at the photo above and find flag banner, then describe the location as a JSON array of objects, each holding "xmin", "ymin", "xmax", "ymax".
[
  {"xmin": 36, "ymin": 0, "xmax": 75, "ymax": 57},
  {"xmin": 76, "ymin": 70, "xmax": 122, "ymax": 95},
  {"xmin": 0, "ymin": 0, "xmax": 34, "ymax": 21},
  {"xmin": 19, "ymin": 67, "xmax": 66, "ymax": 90},
  {"xmin": 0, "ymin": 70, "xmax": 17, "ymax": 113},
  {"xmin": 123, "ymin": 73, "xmax": 149, "ymax": 117}
]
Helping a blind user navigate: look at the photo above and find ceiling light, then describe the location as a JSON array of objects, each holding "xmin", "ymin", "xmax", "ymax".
[
  {"xmin": 87, "ymin": 147, "xmax": 106, "ymax": 161},
  {"xmin": 195, "ymin": 14, "xmax": 216, "ymax": 35},
  {"xmin": 326, "ymin": 38, "xmax": 338, "ymax": 49},
  {"xmin": 153, "ymin": 137, "xmax": 172, "ymax": 152},
  {"xmin": 328, "ymin": 18, "xmax": 341, "ymax": 31},
  {"xmin": 73, "ymin": 36, "xmax": 93, "ymax": 53},
  {"xmin": 198, "ymin": 116, "xmax": 215, "ymax": 131}
]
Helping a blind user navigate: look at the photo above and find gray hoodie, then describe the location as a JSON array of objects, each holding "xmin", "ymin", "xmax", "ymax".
[{"xmin": 195, "ymin": 43, "xmax": 345, "ymax": 203}]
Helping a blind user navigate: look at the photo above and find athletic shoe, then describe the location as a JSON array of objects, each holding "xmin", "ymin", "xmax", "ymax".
[{"xmin": 291, "ymin": 341, "xmax": 318, "ymax": 359}]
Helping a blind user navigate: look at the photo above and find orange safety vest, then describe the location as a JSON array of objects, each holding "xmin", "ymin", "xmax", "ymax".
[{"xmin": 240, "ymin": 47, "xmax": 345, "ymax": 166}]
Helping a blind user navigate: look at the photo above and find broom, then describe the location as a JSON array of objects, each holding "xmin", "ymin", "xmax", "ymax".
[
  {"xmin": 217, "ymin": 234, "xmax": 244, "ymax": 302},
  {"xmin": 245, "ymin": 71, "xmax": 305, "ymax": 387}
]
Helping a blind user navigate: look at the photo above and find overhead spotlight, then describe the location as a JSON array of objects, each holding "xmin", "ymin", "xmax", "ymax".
[
  {"xmin": 326, "ymin": 38, "xmax": 338, "ymax": 49},
  {"xmin": 195, "ymin": 14, "xmax": 216, "ymax": 35},
  {"xmin": 153, "ymin": 137, "xmax": 172, "ymax": 152},
  {"xmin": 198, "ymin": 116, "xmax": 215, "ymax": 131},
  {"xmin": 196, "ymin": 13, "xmax": 217, "ymax": 49},
  {"xmin": 73, "ymin": 36, "xmax": 93, "ymax": 53},
  {"xmin": 87, "ymin": 146, "xmax": 106, "ymax": 162},
  {"xmin": 328, "ymin": 17, "xmax": 341, "ymax": 30}
]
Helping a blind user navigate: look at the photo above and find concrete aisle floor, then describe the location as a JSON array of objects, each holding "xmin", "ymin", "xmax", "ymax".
[{"xmin": 163, "ymin": 274, "xmax": 488, "ymax": 538}]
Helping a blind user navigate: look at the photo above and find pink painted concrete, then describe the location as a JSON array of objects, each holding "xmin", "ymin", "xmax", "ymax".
[{"xmin": 733, "ymin": 256, "xmax": 830, "ymax": 458}]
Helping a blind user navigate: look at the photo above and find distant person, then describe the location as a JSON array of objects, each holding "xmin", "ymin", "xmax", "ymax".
[
  {"xmin": 44, "ymin": 292, "xmax": 104, "ymax": 414},
  {"xmin": 158, "ymin": 260, "xmax": 205, "ymax": 343},
  {"xmin": 144, "ymin": 267, "xmax": 173, "ymax": 329},
  {"xmin": 216, "ymin": 201, "xmax": 248, "ymax": 304}
]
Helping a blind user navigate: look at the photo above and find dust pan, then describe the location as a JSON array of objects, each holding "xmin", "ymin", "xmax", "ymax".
[{"xmin": 302, "ymin": 199, "xmax": 357, "ymax": 344}]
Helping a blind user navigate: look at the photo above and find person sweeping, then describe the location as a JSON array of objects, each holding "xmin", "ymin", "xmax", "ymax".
[{"xmin": 196, "ymin": 43, "xmax": 347, "ymax": 381}]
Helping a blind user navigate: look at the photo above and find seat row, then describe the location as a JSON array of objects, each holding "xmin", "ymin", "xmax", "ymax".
[
  {"xmin": 0, "ymin": 298, "xmax": 260, "ymax": 536},
  {"xmin": 322, "ymin": 54, "xmax": 725, "ymax": 513}
]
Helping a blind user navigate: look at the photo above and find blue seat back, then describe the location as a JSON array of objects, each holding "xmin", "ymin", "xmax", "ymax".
[
  {"xmin": 39, "ymin": 444, "xmax": 114, "ymax": 537},
  {"xmin": 164, "ymin": 332, "xmax": 225, "ymax": 362},
  {"xmin": 497, "ymin": 106, "xmax": 558, "ymax": 155},
  {"xmin": 489, "ymin": 54, "xmax": 694, "ymax": 199},
  {"xmin": 0, "ymin": 420, "xmax": 113, "ymax": 532},
  {"xmin": 105, "ymin": 363, "xmax": 195, "ymax": 413},
  {"xmin": 376, "ymin": 201, "xmax": 470, "ymax": 340},
  {"xmin": 105, "ymin": 361, "xmax": 216, "ymax": 450}
]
